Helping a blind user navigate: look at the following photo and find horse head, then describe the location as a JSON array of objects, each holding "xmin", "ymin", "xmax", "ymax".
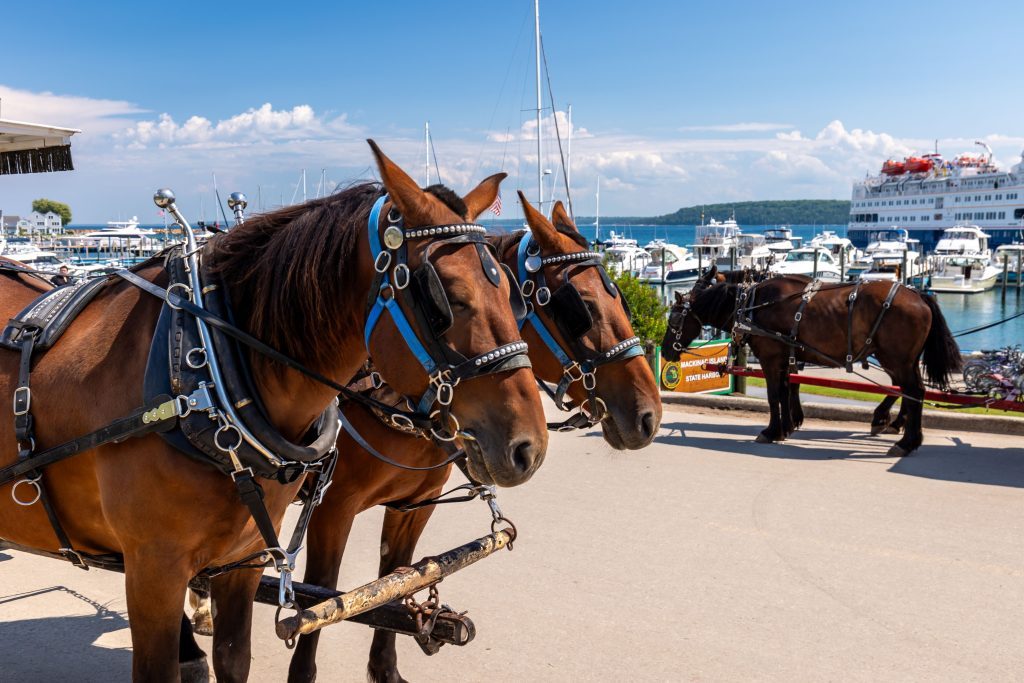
[
  {"xmin": 364, "ymin": 142, "xmax": 547, "ymax": 486},
  {"xmin": 514, "ymin": 195, "xmax": 661, "ymax": 449}
]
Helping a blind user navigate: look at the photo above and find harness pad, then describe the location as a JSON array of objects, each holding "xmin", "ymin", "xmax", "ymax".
[{"xmin": 0, "ymin": 277, "xmax": 110, "ymax": 351}]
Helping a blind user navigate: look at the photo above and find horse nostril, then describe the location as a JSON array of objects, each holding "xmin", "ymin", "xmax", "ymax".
[
  {"xmin": 509, "ymin": 439, "xmax": 537, "ymax": 474},
  {"xmin": 639, "ymin": 410, "xmax": 658, "ymax": 441}
]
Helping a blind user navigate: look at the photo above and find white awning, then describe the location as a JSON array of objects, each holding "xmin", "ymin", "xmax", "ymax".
[{"xmin": 0, "ymin": 118, "xmax": 80, "ymax": 174}]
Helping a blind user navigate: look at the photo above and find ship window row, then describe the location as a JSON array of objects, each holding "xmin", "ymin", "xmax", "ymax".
[{"xmin": 953, "ymin": 211, "xmax": 1007, "ymax": 221}]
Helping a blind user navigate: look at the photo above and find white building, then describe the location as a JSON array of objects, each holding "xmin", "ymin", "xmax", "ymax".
[{"xmin": 25, "ymin": 210, "xmax": 63, "ymax": 235}]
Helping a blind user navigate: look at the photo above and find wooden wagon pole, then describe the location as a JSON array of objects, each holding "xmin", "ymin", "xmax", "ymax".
[{"xmin": 275, "ymin": 526, "xmax": 514, "ymax": 641}]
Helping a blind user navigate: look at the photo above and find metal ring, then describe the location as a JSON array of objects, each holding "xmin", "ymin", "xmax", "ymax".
[
  {"xmin": 165, "ymin": 283, "xmax": 193, "ymax": 310},
  {"xmin": 387, "ymin": 207, "xmax": 402, "ymax": 224},
  {"xmin": 535, "ymin": 287, "xmax": 551, "ymax": 306},
  {"xmin": 391, "ymin": 413, "xmax": 415, "ymax": 431},
  {"xmin": 673, "ymin": 342, "xmax": 683, "ymax": 351},
  {"xmin": 374, "ymin": 250, "xmax": 392, "ymax": 273},
  {"xmin": 370, "ymin": 372, "xmax": 383, "ymax": 389},
  {"xmin": 185, "ymin": 347, "xmax": 208, "ymax": 369},
  {"xmin": 520, "ymin": 279, "xmax": 535, "ymax": 298},
  {"xmin": 437, "ymin": 382, "xmax": 454, "ymax": 406},
  {"xmin": 393, "ymin": 264, "xmax": 410, "ymax": 290},
  {"xmin": 583, "ymin": 372, "xmax": 597, "ymax": 391},
  {"xmin": 579, "ymin": 397, "xmax": 608, "ymax": 422},
  {"xmin": 214, "ymin": 423, "xmax": 244, "ymax": 453},
  {"xmin": 12, "ymin": 478, "xmax": 41, "ymax": 507},
  {"xmin": 526, "ymin": 242, "xmax": 540, "ymax": 257},
  {"xmin": 429, "ymin": 411, "xmax": 461, "ymax": 442}
]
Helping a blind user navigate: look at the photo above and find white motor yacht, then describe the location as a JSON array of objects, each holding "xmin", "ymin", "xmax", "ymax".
[
  {"xmin": 601, "ymin": 231, "xmax": 651, "ymax": 276},
  {"xmin": 809, "ymin": 230, "xmax": 860, "ymax": 271},
  {"xmin": 928, "ymin": 225, "xmax": 1000, "ymax": 293},
  {"xmin": 762, "ymin": 227, "xmax": 802, "ymax": 261},
  {"xmin": 992, "ymin": 242, "xmax": 1024, "ymax": 282},
  {"xmin": 640, "ymin": 239, "xmax": 701, "ymax": 284},
  {"xmin": 771, "ymin": 246, "xmax": 842, "ymax": 281}
]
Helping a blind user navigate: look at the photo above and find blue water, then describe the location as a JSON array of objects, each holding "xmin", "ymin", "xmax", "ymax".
[{"xmin": 69, "ymin": 222, "xmax": 1023, "ymax": 352}]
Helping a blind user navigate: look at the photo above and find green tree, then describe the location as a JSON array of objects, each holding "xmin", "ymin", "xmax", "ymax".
[
  {"xmin": 31, "ymin": 198, "xmax": 72, "ymax": 227},
  {"xmin": 610, "ymin": 270, "xmax": 667, "ymax": 351}
]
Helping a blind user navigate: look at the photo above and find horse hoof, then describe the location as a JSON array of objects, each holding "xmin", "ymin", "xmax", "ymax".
[
  {"xmin": 191, "ymin": 612, "xmax": 214, "ymax": 637},
  {"xmin": 887, "ymin": 445, "xmax": 909, "ymax": 458},
  {"xmin": 755, "ymin": 433, "xmax": 774, "ymax": 444},
  {"xmin": 882, "ymin": 425, "xmax": 902, "ymax": 435},
  {"xmin": 870, "ymin": 424, "xmax": 886, "ymax": 436},
  {"xmin": 180, "ymin": 657, "xmax": 210, "ymax": 683}
]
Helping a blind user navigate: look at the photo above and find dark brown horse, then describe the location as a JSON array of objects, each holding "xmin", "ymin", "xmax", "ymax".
[
  {"xmin": 661, "ymin": 269, "xmax": 961, "ymax": 456},
  {"xmin": 0, "ymin": 142, "xmax": 548, "ymax": 682},
  {"xmin": 272, "ymin": 196, "xmax": 662, "ymax": 683}
]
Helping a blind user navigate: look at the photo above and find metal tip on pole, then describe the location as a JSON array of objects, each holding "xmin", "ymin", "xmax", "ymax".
[{"xmin": 154, "ymin": 189, "xmax": 176, "ymax": 209}]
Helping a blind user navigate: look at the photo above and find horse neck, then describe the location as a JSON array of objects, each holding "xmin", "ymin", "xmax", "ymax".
[
  {"xmin": 695, "ymin": 284, "xmax": 737, "ymax": 330},
  {"xmin": 242, "ymin": 231, "xmax": 375, "ymax": 443}
]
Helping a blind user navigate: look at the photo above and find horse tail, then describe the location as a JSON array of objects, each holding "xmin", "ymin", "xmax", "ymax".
[{"xmin": 919, "ymin": 292, "xmax": 962, "ymax": 389}]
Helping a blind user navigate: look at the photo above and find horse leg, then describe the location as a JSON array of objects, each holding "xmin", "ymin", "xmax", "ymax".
[
  {"xmin": 756, "ymin": 366, "xmax": 785, "ymax": 443},
  {"xmin": 779, "ymin": 372, "xmax": 795, "ymax": 439},
  {"xmin": 124, "ymin": 551, "xmax": 193, "ymax": 682},
  {"xmin": 288, "ymin": 513, "xmax": 357, "ymax": 683},
  {"xmin": 884, "ymin": 400, "xmax": 909, "ymax": 434},
  {"xmin": 870, "ymin": 395, "xmax": 898, "ymax": 435},
  {"xmin": 789, "ymin": 384, "xmax": 804, "ymax": 431},
  {"xmin": 368, "ymin": 505, "xmax": 438, "ymax": 683},
  {"xmin": 890, "ymin": 376, "xmax": 925, "ymax": 457},
  {"xmin": 210, "ymin": 567, "xmax": 264, "ymax": 683},
  {"xmin": 179, "ymin": 613, "xmax": 210, "ymax": 683}
]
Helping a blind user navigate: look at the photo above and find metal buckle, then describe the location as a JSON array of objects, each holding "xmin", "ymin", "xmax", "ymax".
[
  {"xmin": 794, "ymin": 312, "xmax": 802, "ymax": 322},
  {"xmin": 374, "ymin": 250, "xmax": 392, "ymax": 273},
  {"xmin": 59, "ymin": 547, "xmax": 89, "ymax": 570},
  {"xmin": 390, "ymin": 413, "xmax": 415, "ymax": 431},
  {"xmin": 12, "ymin": 386, "xmax": 30, "ymax": 416},
  {"xmin": 582, "ymin": 372, "xmax": 597, "ymax": 391},
  {"xmin": 394, "ymin": 264, "xmax": 410, "ymax": 290},
  {"xmin": 535, "ymin": 287, "xmax": 551, "ymax": 306},
  {"xmin": 520, "ymin": 279, "xmax": 535, "ymax": 298},
  {"xmin": 564, "ymin": 363, "xmax": 584, "ymax": 383},
  {"xmin": 370, "ymin": 371, "xmax": 384, "ymax": 389}
]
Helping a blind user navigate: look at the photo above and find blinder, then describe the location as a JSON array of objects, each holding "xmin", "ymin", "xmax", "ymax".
[
  {"xmin": 549, "ymin": 284, "xmax": 592, "ymax": 339},
  {"xmin": 410, "ymin": 262, "xmax": 453, "ymax": 337},
  {"xmin": 502, "ymin": 263, "xmax": 528, "ymax": 323}
]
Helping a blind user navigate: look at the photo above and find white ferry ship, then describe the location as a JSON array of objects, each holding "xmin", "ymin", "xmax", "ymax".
[{"xmin": 848, "ymin": 142, "xmax": 1024, "ymax": 252}]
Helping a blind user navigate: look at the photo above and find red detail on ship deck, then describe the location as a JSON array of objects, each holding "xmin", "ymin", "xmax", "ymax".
[{"xmin": 704, "ymin": 365, "xmax": 1024, "ymax": 413}]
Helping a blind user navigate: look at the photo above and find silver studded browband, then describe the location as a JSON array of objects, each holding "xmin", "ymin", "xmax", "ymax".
[
  {"xmin": 603, "ymin": 336, "xmax": 641, "ymax": 359},
  {"xmin": 473, "ymin": 341, "xmax": 528, "ymax": 367},
  {"xmin": 403, "ymin": 224, "xmax": 488, "ymax": 239},
  {"xmin": 541, "ymin": 251, "xmax": 602, "ymax": 266}
]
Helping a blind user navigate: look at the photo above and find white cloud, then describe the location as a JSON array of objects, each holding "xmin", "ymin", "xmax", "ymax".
[
  {"xmin": 0, "ymin": 84, "xmax": 147, "ymax": 137},
  {"xmin": 681, "ymin": 122, "xmax": 796, "ymax": 133},
  {"xmin": 511, "ymin": 110, "xmax": 592, "ymax": 141},
  {"xmin": 116, "ymin": 103, "xmax": 362, "ymax": 149}
]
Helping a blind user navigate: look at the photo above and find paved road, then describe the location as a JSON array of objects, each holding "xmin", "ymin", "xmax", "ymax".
[{"xmin": 2, "ymin": 403, "xmax": 1023, "ymax": 681}]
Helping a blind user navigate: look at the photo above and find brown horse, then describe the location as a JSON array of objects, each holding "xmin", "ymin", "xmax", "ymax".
[
  {"xmin": 273, "ymin": 196, "xmax": 661, "ymax": 683},
  {"xmin": 0, "ymin": 142, "xmax": 548, "ymax": 682},
  {"xmin": 661, "ymin": 269, "xmax": 961, "ymax": 456}
]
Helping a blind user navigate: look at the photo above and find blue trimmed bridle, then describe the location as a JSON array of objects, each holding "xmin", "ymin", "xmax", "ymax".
[
  {"xmin": 515, "ymin": 231, "xmax": 643, "ymax": 430},
  {"xmin": 362, "ymin": 195, "xmax": 531, "ymax": 441}
]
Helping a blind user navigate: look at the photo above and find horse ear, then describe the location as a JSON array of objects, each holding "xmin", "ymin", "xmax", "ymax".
[
  {"xmin": 674, "ymin": 290, "xmax": 684, "ymax": 304},
  {"xmin": 367, "ymin": 139, "xmax": 434, "ymax": 223},
  {"xmin": 518, "ymin": 191, "xmax": 561, "ymax": 251},
  {"xmin": 550, "ymin": 200, "xmax": 576, "ymax": 231},
  {"xmin": 462, "ymin": 172, "xmax": 507, "ymax": 221}
]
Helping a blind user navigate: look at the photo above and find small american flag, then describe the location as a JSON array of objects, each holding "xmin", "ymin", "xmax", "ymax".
[{"xmin": 489, "ymin": 192, "xmax": 502, "ymax": 216}]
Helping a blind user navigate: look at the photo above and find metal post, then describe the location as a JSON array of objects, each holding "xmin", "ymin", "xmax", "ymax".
[
  {"xmin": 1002, "ymin": 254, "xmax": 1009, "ymax": 302},
  {"xmin": 734, "ymin": 344, "xmax": 748, "ymax": 395},
  {"xmin": 840, "ymin": 247, "xmax": 846, "ymax": 281},
  {"xmin": 730, "ymin": 246, "xmax": 736, "ymax": 271},
  {"xmin": 901, "ymin": 250, "xmax": 908, "ymax": 285},
  {"xmin": 1017, "ymin": 252, "xmax": 1022, "ymax": 294},
  {"xmin": 813, "ymin": 249, "xmax": 820, "ymax": 279}
]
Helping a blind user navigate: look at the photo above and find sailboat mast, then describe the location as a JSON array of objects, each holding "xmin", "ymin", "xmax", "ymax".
[
  {"xmin": 425, "ymin": 121, "xmax": 431, "ymax": 186},
  {"xmin": 595, "ymin": 176, "xmax": 601, "ymax": 242},
  {"xmin": 534, "ymin": 0, "xmax": 543, "ymax": 211},
  {"xmin": 567, "ymin": 103, "xmax": 572, "ymax": 205},
  {"xmin": 302, "ymin": 169, "xmax": 307, "ymax": 203}
]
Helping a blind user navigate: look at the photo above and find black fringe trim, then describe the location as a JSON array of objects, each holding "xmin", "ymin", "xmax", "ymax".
[{"xmin": 0, "ymin": 144, "xmax": 74, "ymax": 175}]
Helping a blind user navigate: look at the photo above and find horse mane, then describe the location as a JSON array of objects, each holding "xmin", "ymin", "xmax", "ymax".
[
  {"xmin": 693, "ymin": 282, "xmax": 738, "ymax": 328},
  {"xmin": 207, "ymin": 182, "xmax": 384, "ymax": 373}
]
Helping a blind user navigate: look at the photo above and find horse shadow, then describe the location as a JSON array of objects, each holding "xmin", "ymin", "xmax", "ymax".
[
  {"xmin": 0, "ymin": 586, "xmax": 132, "ymax": 680},
  {"xmin": 656, "ymin": 419, "xmax": 1024, "ymax": 488}
]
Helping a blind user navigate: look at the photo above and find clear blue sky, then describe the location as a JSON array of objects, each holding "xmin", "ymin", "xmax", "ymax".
[{"xmin": 4, "ymin": 0, "xmax": 1023, "ymax": 221}]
